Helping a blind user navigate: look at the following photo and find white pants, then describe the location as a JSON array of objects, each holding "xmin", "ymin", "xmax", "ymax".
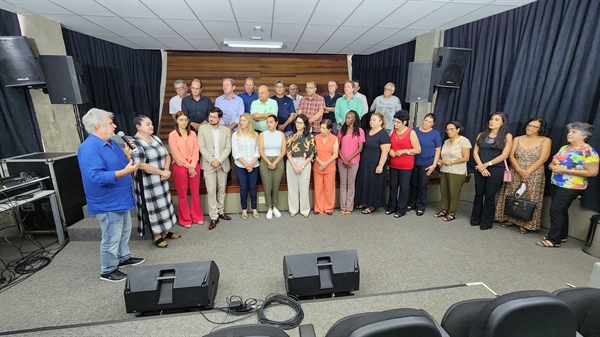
[{"xmin": 286, "ymin": 157, "xmax": 311, "ymax": 216}]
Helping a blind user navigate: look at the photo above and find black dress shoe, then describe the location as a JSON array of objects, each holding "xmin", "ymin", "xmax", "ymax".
[
  {"xmin": 209, "ymin": 219, "xmax": 218, "ymax": 230},
  {"xmin": 218, "ymin": 213, "xmax": 232, "ymax": 220}
]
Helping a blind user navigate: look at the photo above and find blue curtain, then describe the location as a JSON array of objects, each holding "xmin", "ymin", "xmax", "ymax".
[
  {"xmin": 351, "ymin": 40, "xmax": 416, "ymax": 108},
  {"xmin": 0, "ymin": 9, "xmax": 43, "ymax": 159},
  {"xmin": 434, "ymin": 0, "xmax": 600, "ymax": 212},
  {"xmin": 62, "ymin": 28, "xmax": 162, "ymax": 136}
]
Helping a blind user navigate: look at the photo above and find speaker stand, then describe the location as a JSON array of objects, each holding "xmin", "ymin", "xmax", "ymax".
[
  {"xmin": 412, "ymin": 103, "xmax": 419, "ymax": 129},
  {"xmin": 72, "ymin": 104, "xmax": 85, "ymax": 144}
]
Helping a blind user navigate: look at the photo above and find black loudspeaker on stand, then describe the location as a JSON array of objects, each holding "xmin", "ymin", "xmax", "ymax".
[
  {"xmin": 38, "ymin": 55, "xmax": 90, "ymax": 143},
  {"xmin": 0, "ymin": 36, "xmax": 46, "ymax": 87},
  {"xmin": 124, "ymin": 261, "xmax": 219, "ymax": 315},
  {"xmin": 283, "ymin": 249, "xmax": 359, "ymax": 298},
  {"xmin": 431, "ymin": 47, "xmax": 471, "ymax": 88}
]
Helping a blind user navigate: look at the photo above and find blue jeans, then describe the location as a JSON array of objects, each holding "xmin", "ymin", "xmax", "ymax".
[
  {"xmin": 235, "ymin": 165, "xmax": 259, "ymax": 210},
  {"xmin": 96, "ymin": 211, "xmax": 132, "ymax": 274}
]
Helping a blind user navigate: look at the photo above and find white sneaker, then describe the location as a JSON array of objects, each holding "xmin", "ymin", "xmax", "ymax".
[
  {"xmin": 272, "ymin": 208, "xmax": 282, "ymax": 218},
  {"xmin": 266, "ymin": 209, "xmax": 273, "ymax": 220}
]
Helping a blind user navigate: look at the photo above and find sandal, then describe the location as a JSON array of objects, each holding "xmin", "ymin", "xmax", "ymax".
[
  {"xmin": 356, "ymin": 205, "xmax": 366, "ymax": 209},
  {"xmin": 165, "ymin": 232, "xmax": 180, "ymax": 239},
  {"xmin": 542, "ymin": 236, "xmax": 567, "ymax": 243},
  {"xmin": 535, "ymin": 239, "xmax": 560, "ymax": 248},
  {"xmin": 416, "ymin": 210, "xmax": 424, "ymax": 216},
  {"xmin": 393, "ymin": 213, "xmax": 402, "ymax": 218},
  {"xmin": 181, "ymin": 224, "xmax": 192, "ymax": 228},
  {"xmin": 442, "ymin": 214, "xmax": 456, "ymax": 222},
  {"xmin": 519, "ymin": 227, "xmax": 527, "ymax": 234},
  {"xmin": 153, "ymin": 238, "xmax": 168, "ymax": 248},
  {"xmin": 253, "ymin": 211, "xmax": 260, "ymax": 219},
  {"xmin": 406, "ymin": 206, "xmax": 413, "ymax": 211},
  {"xmin": 361, "ymin": 207, "xmax": 375, "ymax": 214},
  {"xmin": 385, "ymin": 210, "xmax": 393, "ymax": 215},
  {"xmin": 433, "ymin": 211, "xmax": 447, "ymax": 218},
  {"xmin": 345, "ymin": 211, "xmax": 352, "ymax": 215},
  {"xmin": 241, "ymin": 212, "xmax": 248, "ymax": 220}
]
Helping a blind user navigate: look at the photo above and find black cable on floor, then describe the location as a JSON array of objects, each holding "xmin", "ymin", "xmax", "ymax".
[{"xmin": 257, "ymin": 293, "xmax": 304, "ymax": 330}]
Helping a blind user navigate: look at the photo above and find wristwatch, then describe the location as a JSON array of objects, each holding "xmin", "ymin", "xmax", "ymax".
[
  {"xmin": 488, "ymin": 161, "xmax": 493, "ymax": 166},
  {"xmin": 571, "ymin": 169, "xmax": 575, "ymax": 175},
  {"xmin": 406, "ymin": 150, "xmax": 410, "ymax": 155}
]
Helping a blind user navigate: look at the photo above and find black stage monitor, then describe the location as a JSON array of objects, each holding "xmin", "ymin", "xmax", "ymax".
[
  {"xmin": 124, "ymin": 261, "xmax": 219, "ymax": 315},
  {"xmin": 283, "ymin": 249, "xmax": 359, "ymax": 298}
]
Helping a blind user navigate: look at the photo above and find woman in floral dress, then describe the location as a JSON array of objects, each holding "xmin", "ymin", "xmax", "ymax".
[{"xmin": 495, "ymin": 117, "xmax": 551, "ymax": 233}]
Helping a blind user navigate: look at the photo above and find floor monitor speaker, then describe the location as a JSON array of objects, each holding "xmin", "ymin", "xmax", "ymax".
[
  {"xmin": 0, "ymin": 36, "xmax": 45, "ymax": 87},
  {"xmin": 38, "ymin": 55, "xmax": 89, "ymax": 104},
  {"xmin": 283, "ymin": 249, "xmax": 359, "ymax": 298},
  {"xmin": 431, "ymin": 47, "xmax": 471, "ymax": 88},
  {"xmin": 405, "ymin": 61, "xmax": 433, "ymax": 103},
  {"xmin": 124, "ymin": 261, "xmax": 219, "ymax": 315}
]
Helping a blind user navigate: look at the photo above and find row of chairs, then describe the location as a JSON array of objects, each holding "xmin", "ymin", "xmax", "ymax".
[{"xmin": 204, "ymin": 287, "xmax": 600, "ymax": 337}]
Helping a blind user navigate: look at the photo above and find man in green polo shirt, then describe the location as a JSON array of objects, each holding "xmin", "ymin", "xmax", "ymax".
[{"xmin": 250, "ymin": 85, "xmax": 278, "ymax": 132}]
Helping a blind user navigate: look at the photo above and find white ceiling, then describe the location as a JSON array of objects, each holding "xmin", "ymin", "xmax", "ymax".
[{"xmin": 1, "ymin": 0, "xmax": 536, "ymax": 54}]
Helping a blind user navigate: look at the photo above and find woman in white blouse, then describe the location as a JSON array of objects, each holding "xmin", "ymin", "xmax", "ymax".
[
  {"xmin": 435, "ymin": 121, "xmax": 472, "ymax": 221},
  {"xmin": 232, "ymin": 113, "xmax": 260, "ymax": 219}
]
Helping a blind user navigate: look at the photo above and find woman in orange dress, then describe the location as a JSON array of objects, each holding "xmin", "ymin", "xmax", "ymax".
[{"xmin": 313, "ymin": 119, "xmax": 339, "ymax": 215}]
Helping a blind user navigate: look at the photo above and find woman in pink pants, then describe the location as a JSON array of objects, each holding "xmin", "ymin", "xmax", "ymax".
[{"xmin": 168, "ymin": 111, "xmax": 204, "ymax": 227}]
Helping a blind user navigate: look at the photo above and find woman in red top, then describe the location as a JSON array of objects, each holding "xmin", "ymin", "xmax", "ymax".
[{"xmin": 387, "ymin": 110, "xmax": 421, "ymax": 218}]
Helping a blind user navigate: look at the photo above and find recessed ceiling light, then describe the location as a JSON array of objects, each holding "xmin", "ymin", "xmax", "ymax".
[{"xmin": 253, "ymin": 26, "xmax": 264, "ymax": 32}]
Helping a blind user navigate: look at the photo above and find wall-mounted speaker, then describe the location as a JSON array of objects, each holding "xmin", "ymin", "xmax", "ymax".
[
  {"xmin": 0, "ymin": 36, "xmax": 46, "ymax": 87},
  {"xmin": 283, "ymin": 249, "xmax": 359, "ymax": 298},
  {"xmin": 406, "ymin": 61, "xmax": 433, "ymax": 103},
  {"xmin": 124, "ymin": 261, "xmax": 220, "ymax": 315},
  {"xmin": 431, "ymin": 47, "xmax": 471, "ymax": 88},
  {"xmin": 38, "ymin": 55, "xmax": 89, "ymax": 104}
]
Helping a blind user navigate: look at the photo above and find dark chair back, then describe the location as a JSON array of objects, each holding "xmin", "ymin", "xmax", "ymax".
[
  {"xmin": 441, "ymin": 298, "xmax": 492, "ymax": 337},
  {"xmin": 203, "ymin": 324, "xmax": 290, "ymax": 337},
  {"xmin": 325, "ymin": 308, "xmax": 446, "ymax": 337},
  {"xmin": 469, "ymin": 290, "xmax": 577, "ymax": 337},
  {"xmin": 554, "ymin": 287, "xmax": 600, "ymax": 337}
]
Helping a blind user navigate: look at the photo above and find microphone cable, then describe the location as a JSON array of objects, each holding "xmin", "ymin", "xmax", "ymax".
[{"xmin": 257, "ymin": 293, "xmax": 304, "ymax": 330}]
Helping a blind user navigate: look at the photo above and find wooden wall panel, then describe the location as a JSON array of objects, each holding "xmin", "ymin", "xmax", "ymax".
[{"xmin": 159, "ymin": 52, "xmax": 349, "ymax": 140}]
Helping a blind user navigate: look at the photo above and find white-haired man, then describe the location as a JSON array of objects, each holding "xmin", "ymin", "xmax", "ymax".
[{"xmin": 77, "ymin": 108, "xmax": 144, "ymax": 282}]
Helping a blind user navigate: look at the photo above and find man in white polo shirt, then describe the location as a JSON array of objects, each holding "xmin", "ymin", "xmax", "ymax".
[{"xmin": 169, "ymin": 79, "xmax": 189, "ymax": 124}]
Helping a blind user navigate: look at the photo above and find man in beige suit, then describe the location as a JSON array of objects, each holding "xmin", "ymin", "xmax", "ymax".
[{"xmin": 198, "ymin": 107, "xmax": 232, "ymax": 230}]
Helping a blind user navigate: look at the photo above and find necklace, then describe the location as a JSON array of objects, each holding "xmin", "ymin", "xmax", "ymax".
[{"xmin": 393, "ymin": 127, "xmax": 409, "ymax": 140}]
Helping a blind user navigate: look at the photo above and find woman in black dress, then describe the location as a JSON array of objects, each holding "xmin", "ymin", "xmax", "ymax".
[
  {"xmin": 470, "ymin": 112, "xmax": 513, "ymax": 230},
  {"xmin": 355, "ymin": 113, "xmax": 391, "ymax": 214}
]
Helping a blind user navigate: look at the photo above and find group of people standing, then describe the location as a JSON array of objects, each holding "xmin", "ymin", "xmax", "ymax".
[
  {"xmin": 77, "ymin": 100, "xmax": 599, "ymax": 283},
  {"xmin": 433, "ymin": 112, "xmax": 598, "ymax": 250}
]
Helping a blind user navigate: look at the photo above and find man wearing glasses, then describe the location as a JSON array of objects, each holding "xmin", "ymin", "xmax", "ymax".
[
  {"xmin": 370, "ymin": 82, "xmax": 403, "ymax": 133},
  {"xmin": 182, "ymin": 79, "xmax": 213, "ymax": 132},
  {"xmin": 297, "ymin": 81, "xmax": 325, "ymax": 135},
  {"xmin": 169, "ymin": 79, "xmax": 189, "ymax": 124}
]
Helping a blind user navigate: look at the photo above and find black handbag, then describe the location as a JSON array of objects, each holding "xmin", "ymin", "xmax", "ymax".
[{"xmin": 503, "ymin": 183, "xmax": 536, "ymax": 221}]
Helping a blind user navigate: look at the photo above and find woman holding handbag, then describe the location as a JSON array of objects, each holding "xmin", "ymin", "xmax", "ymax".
[
  {"xmin": 495, "ymin": 118, "xmax": 551, "ymax": 234},
  {"xmin": 470, "ymin": 112, "xmax": 513, "ymax": 230}
]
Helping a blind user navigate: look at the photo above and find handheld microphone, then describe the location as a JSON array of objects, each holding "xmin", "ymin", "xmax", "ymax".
[{"xmin": 117, "ymin": 131, "xmax": 138, "ymax": 158}]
